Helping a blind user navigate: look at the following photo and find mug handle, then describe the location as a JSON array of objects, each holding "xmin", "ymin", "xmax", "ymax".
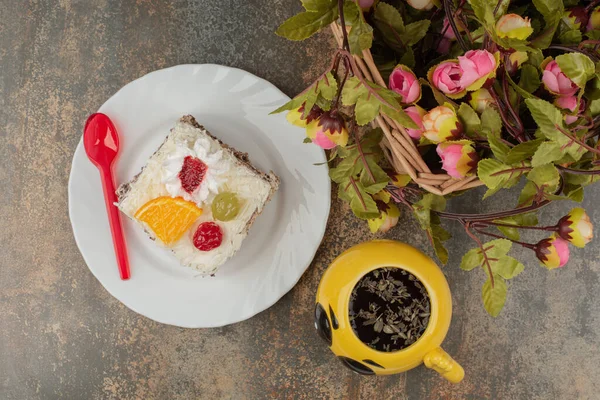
[{"xmin": 423, "ymin": 347, "xmax": 465, "ymax": 383}]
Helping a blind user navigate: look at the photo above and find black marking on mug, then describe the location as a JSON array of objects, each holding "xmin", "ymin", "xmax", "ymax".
[
  {"xmin": 338, "ymin": 356, "xmax": 375, "ymax": 375},
  {"xmin": 362, "ymin": 359, "xmax": 384, "ymax": 369},
  {"xmin": 328, "ymin": 305, "xmax": 339, "ymax": 330},
  {"xmin": 314, "ymin": 303, "xmax": 332, "ymax": 345}
]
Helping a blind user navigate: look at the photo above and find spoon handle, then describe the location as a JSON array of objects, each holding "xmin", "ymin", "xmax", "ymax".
[{"xmin": 100, "ymin": 166, "xmax": 131, "ymax": 280}]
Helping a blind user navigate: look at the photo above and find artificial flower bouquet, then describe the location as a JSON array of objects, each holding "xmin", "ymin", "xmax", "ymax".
[{"xmin": 273, "ymin": 0, "xmax": 600, "ymax": 316}]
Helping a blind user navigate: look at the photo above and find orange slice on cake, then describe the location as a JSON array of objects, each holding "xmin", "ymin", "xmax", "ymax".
[{"xmin": 134, "ymin": 197, "xmax": 203, "ymax": 245}]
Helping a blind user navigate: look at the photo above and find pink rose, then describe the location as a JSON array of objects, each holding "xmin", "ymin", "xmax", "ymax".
[
  {"xmin": 458, "ymin": 50, "xmax": 497, "ymax": 90},
  {"xmin": 389, "ymin": 66, "xmax": 420, "ymax": 104},
  {"xmin": 436, "ymin": 141, "xmax": 478, "ymax": 178},
  {"xmin": 542, "ymin": 60, "xmax": 578, "ymax": 96},
  {"xmin": 535, "ymin": 236, "xmax": 570, "ymax": 269},
  {"xmin": 442, "ymin": 16, "xmax": 465, "ymax": 40},
  {"xmin": 404, "ymin": 105, "xmax": 426, "ymax": 140},
  {"xmin": 432, "ymin": 61, "xmax": 465, "ymax": 96}
]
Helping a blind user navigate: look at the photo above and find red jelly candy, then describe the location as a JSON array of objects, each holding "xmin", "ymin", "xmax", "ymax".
[
  {"xmin": 193, "ymin": 222, "xmax": 223, "ymax": 251},
  {"xmin": 179, "ymin": 156, "xmax": 208, "ymax": 194}
]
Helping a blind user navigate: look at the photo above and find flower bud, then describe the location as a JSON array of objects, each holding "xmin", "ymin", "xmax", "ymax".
[
  {"xmin": 562, "ymin": 7, "xmax": 588, "ymax": 31},
  {"xmin": 368, "ymin": 201, "xmax": 400, "ymax": 233},
  {"xmin": 405, "ymin": 0, "xmax": 434, "ymax": 11},
  {"xmin": 468, "ymin": 88, "xmax": 495, "ymax": 113},
  {"xmin": 557, "ymin": 207, "xmax": 594, "ymax": 248},
  {"xmin": 286, "ymin": 104, "xmax": 322, "ymax": 128},
  {"xmin": 458, "ymin": 49, "xmax": 498, "ymax": 91},
  {"xmin": 436, "ymin": 140, "xmax": 479, "ymax": 178},
  {"xmin": 306, "ymin": 111, "xmax": 349, "ymax": 149},
  {"xmin": 389, "ymin": 65, "xmax": 421, "ymax": 104},
  {"xmin": 422, "ymin": 105, "xmax": 462, "ymax": 143},
  {"xmin": 534, "ymin": 236, "xmax": 570, "ymax": 269},
  {"xmin": 442, "ymin": 16, "xmax": 466, "ymax": 40},
  {"xmin": 542, "ymin": 60, "xmax": 578, "ymax": 96},
  {"xmin": 404, "ymin": 105, "xmax": 427, "ymax": 140},
  {"xmin": 587, "ymin": 6, "xmax": 600, "ymax": 32},
  {"xmin": 506, "ymin": 51, "xmax": 528, "ymax": 75},
  {"xmin": 496, "ymin": 14, "xmax": 534, "ymax": 40}
]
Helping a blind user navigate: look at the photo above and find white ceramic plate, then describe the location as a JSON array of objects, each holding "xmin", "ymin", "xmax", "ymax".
[{"xmin": 69, "ymin": 64, "xmax": 330, "ymax": 328}]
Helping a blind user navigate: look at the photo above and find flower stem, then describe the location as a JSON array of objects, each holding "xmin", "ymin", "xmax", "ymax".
[
  {"xmin": 479, "ymin": 221, "xmax": 557, "ymax": 231},
  {"xmin": 337, "ymin": 0, "xmax": 350, "ymax": 52},
  {"xmin": 557, "ymin": 165, "xmax": 600, "ymax": 175},
  {"xmin": 443, "ymin": 0, "xmax": 469, "ymax": 51},
  {"xmin": 472, "ymin": 226, "xmax": 536, "ymax": 249}
]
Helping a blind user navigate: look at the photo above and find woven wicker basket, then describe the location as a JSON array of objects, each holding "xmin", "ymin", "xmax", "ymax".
[{"xmin": 330, "ymin": 24, "xmax": 484, "ymax": 196}]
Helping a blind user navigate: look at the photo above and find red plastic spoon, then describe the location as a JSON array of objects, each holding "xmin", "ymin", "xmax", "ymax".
[{"xmin": 84, "ymin": 113, "xmax": 131, "ymax": 280}]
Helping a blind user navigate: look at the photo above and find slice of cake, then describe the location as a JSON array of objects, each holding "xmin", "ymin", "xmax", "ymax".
[{"xmin": 116, "ymin": 115, "xmax": 280, "ymax": 275}]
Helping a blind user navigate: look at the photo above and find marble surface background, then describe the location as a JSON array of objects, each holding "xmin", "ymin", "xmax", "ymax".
[{"xmin": 1, "ymin": 1, "xmax": 599, "ymax": 399}]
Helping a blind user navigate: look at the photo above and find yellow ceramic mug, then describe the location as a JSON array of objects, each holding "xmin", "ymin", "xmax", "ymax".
[{"xmin": 315, "ymin": 240, "xmax": 464, "ymax": 383}]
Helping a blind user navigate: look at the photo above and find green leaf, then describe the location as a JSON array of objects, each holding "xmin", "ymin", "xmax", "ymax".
[
  {"xmin": 301, "ymin": 0, "xmax": 334, "ymax": 11},
  {"xmin": 526, "ymin": 164, "xmax": 560, "ymax": 192},
  {"xmin": 556, "ymin": 53, "xmax": 596, "ymax": 88},
  {"xmin": 344, "ymin": 1, "xmax": 373, "ymax": 55},
  {"xmin": 373, "ymin": 2, "xmax": 405, "ymax": 52},
  {"xmin": 340, "ymin": 178, "xmax": 380, "ymax": 219},
  {"xmin": 531, "ymin": 0, "xmax": 563, "ymax": 49},
  {"xmin": 532, "ymin": 0, "xmax": 563, "ymax": 26},
  {"xmin": 558, "ymin": 29, "xmax": 582, "ymax": 45},
  {"xmin": 460, "ymin": 248, "xmax": 484, "ymax": 271},
  {"xmin": 329, "ymin": 153, "xmax": 361, "ymax": 183},
  {"xmin": 303, "ymin": 137, "xmax": 313, "ymax": 143},
  {"xmin": 505, "ymin": 139, "xmax": 544, "ymax": 164},
  {"xmin": 525, "ymin": 98, "xmax": 564, "ymax": 137},
  {"xmin": 513, "ymin": 212, "xmax": 538, "ymax": 226},
  {"xmin": 493, "ymin": 256, "xmax": 525, "ymax": 279},
  {"xmin": 318, "ymin": 72, "xmax": 338, "ymax": 101},
  {"xmin": 270, "ymin": 94, "xmax": 307, "ymax": 114},
  {"xmin": 518, "ymin": 64, "xmax": 541, "ymax": 93},
  {"xmin": 468, "ymin": 0, "xmax": 496, "ymax": 28},
  {"xmin": 488, "ymin": 133, "xmax": 510, "ymax": 163},
  {"xmin": 493, "ymin": 217, "xmax": 520, "ymax": 241},
  {"xmin": 458, "ymin": 103, "xmax": 482, "ymax": 137},
  {"xmin": 506, "ymin": 71, "xmax": 536, "ymax": 100},
  {"xmin": 341, "ymin": 76, "xmax": 365, "ymax": 106},
  {"xmin": 477, "ymin": 159, "xmax": 528, "ymax": 190},
  {"xmin": 585, "ymin": 76, "xmax": 600, "ymax": 100},
  {"xmin": 484, "ymin": 238, "xmax": 513, "ymax": 258},
  {"xmin": 276, "ymin": 1, "xmax": 339, "ymax": 41},
  {"xmin": 412, "ymin": 193, "xmax": 446, "ymax": 230},
  {"xmin": 482, "ymin": 276, "xmax": 507, "ymax": 317},
  {"xmin": 355, "ymin": 95, "xmax": 381, "ymax": 125},
  {"xmin": 430, "ymin": 224, "xmax": 450, "ymax": 265},
  {"xmin": 518, "ymin": 181, "xmax": 538, "ymax": 206},
  {"xmin": 480, "ymin": 108, "xmax": 502, "ymax": 136},
  {"xmin": 403, "ymin": 20, "xmax": 431, "ymax": 46},
  {"xmin": 360, "ymin": 158, "xmax": 390, "ymax": 194},
  {"xmin": 531, "ymin": 141, "xmax": 564, "ymax": 167},
  {"xmin": 399, "ymin": 46, "xmax": 415, "ymax": 69}
]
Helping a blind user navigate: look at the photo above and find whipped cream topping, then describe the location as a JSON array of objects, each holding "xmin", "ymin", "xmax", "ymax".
[{"xmin": 161, "ymin": 135, "xmax": 229, "ymax": 204}]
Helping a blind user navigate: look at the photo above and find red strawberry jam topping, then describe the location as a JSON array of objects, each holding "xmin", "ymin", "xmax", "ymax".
[
  {"xmin": 178, "ymin": 156, "xmax": 207, "ymax": 194},
  {"xmin": 193, "ymin": 222, "xmax": 223, "ymax": 251}
]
